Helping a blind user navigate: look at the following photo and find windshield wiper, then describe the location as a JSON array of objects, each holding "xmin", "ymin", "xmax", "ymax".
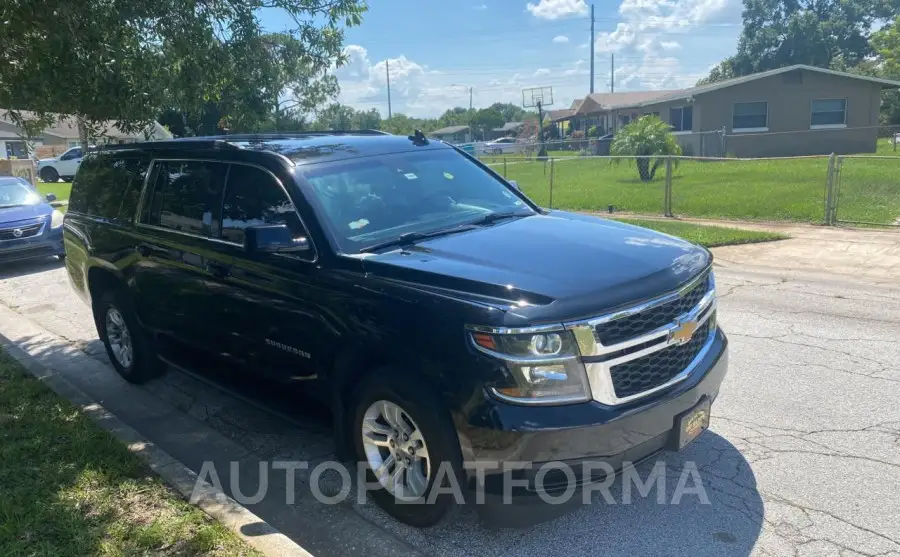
[
  {"xmin": 359, "ymin": 224, "xmax": 478, "ymax": 253},
  {"xmin": 468, "ymin": 210, "xmax": 532, "ymax": 226}
]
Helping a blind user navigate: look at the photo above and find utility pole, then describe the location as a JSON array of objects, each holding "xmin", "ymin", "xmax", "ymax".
[
  {"xmin": 469, "ymin": 87, "xmax": 473, "ymax": 110},
  {"xmin": 610, "ymin": 53, "xmax": 615, "ymax": 93},
  {"xmin": 589, "ymin": 4, "xmax": 595, "ymax": 94},
  {"xmin": 386, "ymin": 60, "xmax": 392, "ymax": 119}
]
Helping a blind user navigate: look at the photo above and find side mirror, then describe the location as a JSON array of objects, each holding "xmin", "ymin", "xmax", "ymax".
[
  {"xmin": 508, "ymin": 180, "xmax": 520, "ymax": 190},
  {"xmin": 243, "ymin": 224, "xmax": 311, "ymax": 254},
  {"xmin": 45, "ymin": 194, "xmax": 57, "ymax": 202}
]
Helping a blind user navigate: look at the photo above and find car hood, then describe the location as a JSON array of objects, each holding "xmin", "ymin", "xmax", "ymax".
[
  {"xmin": 0, "ymin": 203, "xmax": 53, "ymax": 224},
  {"xmin": 361, "ymin": 211, "xmax": 711, "ymax": 325}
]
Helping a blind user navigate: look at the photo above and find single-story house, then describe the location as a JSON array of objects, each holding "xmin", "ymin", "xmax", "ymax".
[
  {"xmin": 0, "ymin": 111, "xmax": 172, "ymax": 159},
  {"xmin": 573, "ymin": 65, "xmax": 900, "ymax": 157},
  {"xmin": 571, "ymin": 90, "xmax": 682, "ymax": 135},
  {"xmin": 429, "ymin": 125, "xmax": 471, "ymax": 144},
  {"xmin": 489, "ymin": 122, "xmax": 524, "ymax": 140}
]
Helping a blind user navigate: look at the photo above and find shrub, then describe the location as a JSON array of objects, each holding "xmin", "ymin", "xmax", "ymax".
[{"xmin": 610, "ymin": 115, "xmax": 682, "ymax": 181}]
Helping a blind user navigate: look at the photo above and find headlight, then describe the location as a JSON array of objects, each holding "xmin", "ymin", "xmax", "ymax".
[
  {"xmin": 51, "ymin": 209, "xmax": 64, "ymax": 229},
  {"xmin": 469, "ymin": 328, "xmax": 591, "ymax": 404}
]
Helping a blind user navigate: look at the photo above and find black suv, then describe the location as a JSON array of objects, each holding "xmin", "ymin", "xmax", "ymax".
[{"xmin": 64, "ymin": 132, "xmax": 728, "ymax": 526}]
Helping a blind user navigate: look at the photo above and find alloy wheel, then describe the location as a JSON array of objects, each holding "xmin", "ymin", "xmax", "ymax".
[
  {"xmin": 105, "ymin": 307, "xmax": 134, "ymax": 369},
  {"xmin": 361, "ymin": 400, "xmax": 431, "ymax": 499}
]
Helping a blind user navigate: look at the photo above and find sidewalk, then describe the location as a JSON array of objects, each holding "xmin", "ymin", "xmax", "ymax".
[{"xmin": 611, "ymin": 215, "xmax": 900, "ymax": 283}]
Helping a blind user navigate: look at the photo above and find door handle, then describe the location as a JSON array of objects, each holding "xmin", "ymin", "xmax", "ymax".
[{"xmin": 205, "ymin": 261, "xmax": 231, "ymax": 278}]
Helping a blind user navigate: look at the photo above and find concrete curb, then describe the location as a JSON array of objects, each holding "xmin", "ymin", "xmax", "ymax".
[{"xmin": 0, "ymin": 336, "xmax": 314, "ymax": 557}]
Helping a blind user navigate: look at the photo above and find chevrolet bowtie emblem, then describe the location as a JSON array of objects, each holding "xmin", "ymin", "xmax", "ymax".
[{"xmin": 670, "ymin": 319, "xmax": 699, "ymax": 345}]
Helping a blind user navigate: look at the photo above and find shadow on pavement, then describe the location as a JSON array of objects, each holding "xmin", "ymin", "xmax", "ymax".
[{"xmin": 0, "ymin": 256, "xmax": 64, "ymax": 280}]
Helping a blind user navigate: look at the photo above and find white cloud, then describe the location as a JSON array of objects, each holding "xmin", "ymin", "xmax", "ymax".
[
  {"xmin": 333, "ymin": 45, "xmax": 584, "ymax": 118},
  {"xmin": 526, "ymin": 0, "xmax": 588, "ymax": 20},
  {"xmin": 595, "ymin": 0, "xmax": 741, "ymax": 90},
  {"xmin": 552, "ymin": 35, "xmax": 570, "ymax": 44},
  {"xmin": 578, "ymin": 42, "xmax": 589, "ymax": 49},
  {"xmin": 473, "ymin": 3, "xmax": 487, "ymax": 10},
  {"xmin": 594, "ymin": 23, "xmax": 636, "ymax": 53}
]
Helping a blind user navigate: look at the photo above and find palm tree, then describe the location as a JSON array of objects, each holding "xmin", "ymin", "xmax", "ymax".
[{"xmin": 610, "ymin": 115, "xmax": 683, "ymax": 181}]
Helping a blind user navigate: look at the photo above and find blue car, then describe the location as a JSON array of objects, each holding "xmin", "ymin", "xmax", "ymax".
[{"xmin": 0, "ymin": 176, "xmax": 65, "ymax": 263}]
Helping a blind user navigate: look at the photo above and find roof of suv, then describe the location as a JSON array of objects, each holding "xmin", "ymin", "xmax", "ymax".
[{"xmin": 94, "ymin": 131, "xmax": 451, "ymax": 166}]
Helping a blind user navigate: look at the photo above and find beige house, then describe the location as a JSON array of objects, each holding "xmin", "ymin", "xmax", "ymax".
[
  {"xmin": 430, "ymin": 125, "xmax": 471, "ymax": 144},
  {"xmin": 0, "ymin": 111, "xmax": 171, "ymax": 159},
  {"xmin": 573, "ymin": 65, "xmax": 900, "ymax": 157}
]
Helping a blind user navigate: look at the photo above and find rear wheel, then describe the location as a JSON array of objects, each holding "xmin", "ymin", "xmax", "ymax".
[
  {"xmin": 40, "ymin": 167, "xmax": 59, "ymax": 183},
  {"xmin": 94, "ymin": 289, "xmax": 165, "ymax": 383},
  {"xmin": 352, "ymin": 372, "xmax": 465, "ymax": 527}
]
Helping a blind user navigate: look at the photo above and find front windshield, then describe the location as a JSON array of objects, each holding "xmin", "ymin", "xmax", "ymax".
[
  {"xmin": 300, "ymin": 149, "xmax": 535, "ymax": 253},
  {"xmin": 0, "ymin": 182, "xmax": 41, "ymax": 208}
]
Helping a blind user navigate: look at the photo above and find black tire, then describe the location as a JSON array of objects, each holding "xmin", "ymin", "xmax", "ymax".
[
  {"xmin": 352, "ymin": 371, "xmax": 465, "ymax": 527},
  {"xmin": 93, "ymin": 289, "xmax": 165, "ymax": 383},
  {"xmin": 40, "ymin": 167, "xmax": 59, "ymax": 183}
]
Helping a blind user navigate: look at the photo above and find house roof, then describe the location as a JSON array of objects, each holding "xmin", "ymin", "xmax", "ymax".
[
  {"xmin": 607, "ymin": 65, "xmax": 900, "ymax": 110},
  {"xmin": 491, "ymin": 122, "xmax": 524, "ymax": 132},
  {"xmin": 576, "ymin": 90, "xmax": 683, "ymax": 115},
  {"xmin": 0, "ymin": 110, "xmax": 172, "ymax": 140},
  {"xmin": 546, "ymin": 109, "xmax": 576, "ymax": 122},
  {"xmin": 570, "ymin": 99, "xmax": 583, "ymax": 111},
  {"xmin": 430, "ymin": 125, "xmax": 470, "ymax": 135}
]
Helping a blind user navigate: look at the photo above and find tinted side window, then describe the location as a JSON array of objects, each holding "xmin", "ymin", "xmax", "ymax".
[
  {"xmin": 142, "ymin": 161, "xmax": 227, "ymax": 236},
  {"xmin": 69, "ymin": 155, "xmax": 149, "ymax": 221},
  {"xmin": 61, "ymin": 148, "xmax": 82, "ymax": 161},
  {"xmin": 220, "ymin": 165, "xmax": 304, "ymax": 244}
]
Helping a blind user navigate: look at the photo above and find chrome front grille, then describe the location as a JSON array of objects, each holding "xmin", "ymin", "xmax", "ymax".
[
  {"xmin": 593, "ymin": 274, "xmax": 709, "ymax": 346},
  {"xmin": 568, "ymin": 271, "xmax": 717, "ymax": 405},
  {"xmin": 0, "ymin": 221, "xmax": 43, "ymax": 241}
]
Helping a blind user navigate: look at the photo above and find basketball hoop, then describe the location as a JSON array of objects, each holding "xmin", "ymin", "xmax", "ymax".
[{"xmin": 522, "ymin": 87, "xmax": 554, "ymax": 157}]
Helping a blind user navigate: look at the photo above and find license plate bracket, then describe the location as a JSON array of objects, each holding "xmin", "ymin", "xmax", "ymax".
[{"xmin": 674, "ymin": 397, "xmax": 711, "ymax": 450}]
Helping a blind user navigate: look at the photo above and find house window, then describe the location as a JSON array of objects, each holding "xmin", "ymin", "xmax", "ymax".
[
  {"xmin": 67, "ymin": 140, "xmax": 81, "ymax": 148},
  {"xmin": 811, "ymin": 99, "xmax": 846, "ymax": 128},
  {"xmin": 5, "ymin": 141, "xmax": 27, "ymax": 159},
  {"xmin": 732, "ymin": 102, "xmax": 768, "ymax": 131},
  {"xmin": 670, "ymin": 106, "xmax": 693, "ymax": 132}
]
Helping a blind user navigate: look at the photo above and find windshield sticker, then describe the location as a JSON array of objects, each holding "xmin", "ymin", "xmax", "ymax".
[
  {"xmin": 404, "ymin": 173, "xmax": 418, "ymax": 180},
  {"xmin": 348, "ymin": 218, "xmax": 369, "ymax": 230},
  {"xmin": 443, "ymin": 172, "xmax": 454, "ymax": 180}
]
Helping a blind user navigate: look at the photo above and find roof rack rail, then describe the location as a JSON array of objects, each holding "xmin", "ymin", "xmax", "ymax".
[
  {"xmin": 89, "ymin": 139, "xmax": 240, "ymax": 152},
  {"xmin": 177, "ymin": 130, "xmax": 392, "ymax": 142}
]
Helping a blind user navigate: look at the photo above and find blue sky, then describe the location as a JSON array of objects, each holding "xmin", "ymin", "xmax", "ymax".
[{"xmin": 261, "ymin": 0, "xmax": 744, "ymax": 117}]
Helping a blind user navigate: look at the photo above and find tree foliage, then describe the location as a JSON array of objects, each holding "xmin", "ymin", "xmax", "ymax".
[
  {"xmin": 698, "ymin": 0, "xmax": 898, "ymax": 85},
  {"xmin": 610, "ymin": 116, "xmax": 682, "ymax": 182},
  {"xmin": 0, "ymin": 0, "xmax": 365, "ymax": 140}
]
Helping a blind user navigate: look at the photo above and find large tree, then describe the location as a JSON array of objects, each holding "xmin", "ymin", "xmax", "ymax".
[
  {"xmin": 698, "ymin": 0, "xmax": 898, "ymax": 85},
  {"xmin": 0, "ymin": 0, "xmax": 365, "ymax": 141}
]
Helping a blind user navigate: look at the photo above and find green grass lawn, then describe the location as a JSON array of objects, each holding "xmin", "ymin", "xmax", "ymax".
[
  {"xmin": 0, "ymin": 350, "xmax": 259, "ymax": 557},
  {"xmin": 616, "ymin": 218, "xmax": 789, "ymax": 247},
  {"xmin": 480, "ymin": 141, "xmax": 900, "ymax": 224},
  {"xmin": 36, "ymin": 181, "xmax": 72, "ymax": 202}
]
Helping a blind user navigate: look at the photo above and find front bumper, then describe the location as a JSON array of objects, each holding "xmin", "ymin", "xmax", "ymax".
[
  {"xmin": 0, "ymin": 225, "xmax": 65, "ymax": 263},
  {"xmin": 456, "ymin": 327, "xmax": 728, "ymax": 494}
]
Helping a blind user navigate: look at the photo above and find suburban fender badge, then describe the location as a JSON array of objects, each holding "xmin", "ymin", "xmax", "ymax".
[{"xmin": 265, "ymin": 339, "xmax": 311, "ymax": 359}]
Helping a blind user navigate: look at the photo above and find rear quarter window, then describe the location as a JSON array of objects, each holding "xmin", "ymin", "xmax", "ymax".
[{"xmin": 70, "ymin": 154, "xmax": 150, "ymax": 222}]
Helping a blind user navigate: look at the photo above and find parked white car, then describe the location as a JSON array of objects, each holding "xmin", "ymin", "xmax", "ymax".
[
  {"xmin": 482, "ymin": 137, "xmax": 524, "ymax": 155},
  {"xmin": 37, "ymin": 146, "xmax": 84, "ymax": 182}
]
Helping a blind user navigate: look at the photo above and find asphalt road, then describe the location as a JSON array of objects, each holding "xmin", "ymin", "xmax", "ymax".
[{"xmin": 1, "ymin": 257, "xmax": 898, "ymax": 557}]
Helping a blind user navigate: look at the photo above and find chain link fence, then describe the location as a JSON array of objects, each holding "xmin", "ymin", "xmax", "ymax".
[{"xmin": 479, "ymin": 126, "xmax": 900, "ymax": 226}]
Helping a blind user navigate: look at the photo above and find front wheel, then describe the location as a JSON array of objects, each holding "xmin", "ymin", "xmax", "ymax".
[
  {"xmin": 352, "ymin": 372, "xmax": 465, "ymax": 527},
  {"xmin": 94, "ymin": 289, "xmax": 165, "ymax": 383},
  {"xmin": 40, "ymin": 167, "xmax": 59, "ymax": 183}
]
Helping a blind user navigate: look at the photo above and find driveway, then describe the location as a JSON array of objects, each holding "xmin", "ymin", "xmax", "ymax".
[{"xmin": 0, "ymin": 257, "xmax": 898, "ymax": 557}]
